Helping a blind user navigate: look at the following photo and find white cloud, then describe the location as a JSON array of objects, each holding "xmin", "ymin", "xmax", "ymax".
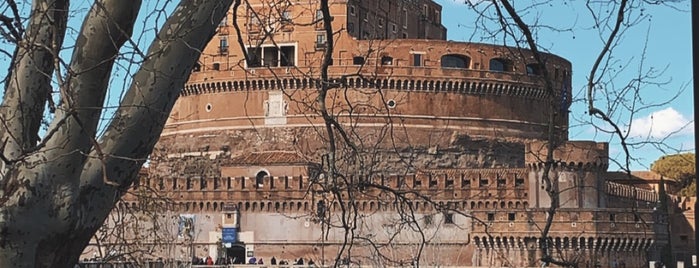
[{"xmin": 628, "ymin": 107, "xmax": 694, "ymax": 139}]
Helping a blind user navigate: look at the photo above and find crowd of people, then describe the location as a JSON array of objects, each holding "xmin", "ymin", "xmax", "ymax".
[{"xmin": 191, "ymin": 256, "xmax": 317, "ymax": 266}]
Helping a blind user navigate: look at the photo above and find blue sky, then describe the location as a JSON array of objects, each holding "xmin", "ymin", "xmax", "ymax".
[{"xmin": 436, "ymin": 0, "xmax": 694, "ymax": 171}]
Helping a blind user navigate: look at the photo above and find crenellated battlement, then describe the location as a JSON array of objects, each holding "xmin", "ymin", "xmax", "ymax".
[
  {"xmin": 525, "ymin": 141, "xmax": 609, "ymax": 170},
  {"xmin": 144, "ymin": 168, "xmax": 531, "ymax": 193}
]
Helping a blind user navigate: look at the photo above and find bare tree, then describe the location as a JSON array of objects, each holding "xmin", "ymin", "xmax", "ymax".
[
  {"xmin": 0, "ymin": 0, "xmax": 233, "ymax": 266},
  {"xmin": 461, "ymin": 0, "xmax": 687, "ymax": 266}
]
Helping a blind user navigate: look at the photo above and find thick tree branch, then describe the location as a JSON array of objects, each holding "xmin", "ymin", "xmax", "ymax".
[
  {"xmin": 75, "ymin": 0, "xmax": 234, "ymax": 241},
  {"xmin": 0, "ymin": 0, "xmax": 68, "ymax": 162},
  {"xmin": 44, "ymin": 0, "xmax": 141, "ymax": 164}
]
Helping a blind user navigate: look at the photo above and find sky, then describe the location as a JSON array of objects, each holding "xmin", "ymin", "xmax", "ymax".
[{"xmin": 436, "ymin": 0, "xmax": 694, "ymax": 171}]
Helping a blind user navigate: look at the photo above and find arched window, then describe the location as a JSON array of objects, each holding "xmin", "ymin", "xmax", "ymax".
[
  {"xmin": 255, "ymin": 170, "xmax": 268, "ymax": 188},
  {"xmin": 441, "ymin": 54, "xmax": 471, "ymax": 69},
  {"xmin": 526, "ymin": 63, "xmax": 543, "ymax": 75},
  {"xmin": 489, "ymin": 58, "xmax": 513, "ymax": 72}
]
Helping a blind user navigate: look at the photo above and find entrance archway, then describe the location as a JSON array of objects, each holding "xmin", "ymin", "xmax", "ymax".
[{"xmin": 226, "ymin": 244, "xmax": 246, "ymax": 264}]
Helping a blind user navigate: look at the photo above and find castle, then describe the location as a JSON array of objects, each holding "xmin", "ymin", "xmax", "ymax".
[{"xmin": 83, "ymin": 0, "xmax": 696, "ymax": 267}]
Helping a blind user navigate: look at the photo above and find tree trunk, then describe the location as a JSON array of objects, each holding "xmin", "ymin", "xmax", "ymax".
[{"xmin": 0, "ymin": 0, "xmax": 233, "ymax": 266}]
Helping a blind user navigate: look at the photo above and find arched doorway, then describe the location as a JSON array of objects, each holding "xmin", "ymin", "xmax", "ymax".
[{"xmin": 226, "ymin": 244, "xmax": 246, "ymax": 264}]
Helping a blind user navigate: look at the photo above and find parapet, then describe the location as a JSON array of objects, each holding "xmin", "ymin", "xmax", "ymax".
[{"xmin": 525, "ymin": 141, "xmax": 608, "ymax": 170}]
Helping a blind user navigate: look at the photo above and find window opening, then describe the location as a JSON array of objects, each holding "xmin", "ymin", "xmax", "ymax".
[
  {"xmin": 444, "ymin": 213, "xmax": 454, "ymax": 224},
  {"xmin": 247, "ymin": 45, "xmax": 296, "ymax": 68},
  {"xmin": 490, "ymin": 58, "xmax": 513, "ymax": 72},
  {"xmin": 381, "ymin": 56, "xmax": 393, "ymax": 65},
  {"xmin": 219, "ymin": 37, "xmax": 228, "ymax": 54},
  {"xmin": 479, "ymin": 178, "xmax": 489, "ymax": 187},
  {"xmin": 316, "ymin": 33, "xmax": 327, "ymax": 48},
  {"xmin": 256, "ymin": 171, "xmax": 268, "ymax": 188},
  {"xmin": 412, "ymin": 54, "xmax": 423, "ymax": 67},
  {"xmin": 353, "ymin": 56, "xmax": 365, "ymax": 65},
  {"xmin": 441, "ymin": 54, "xmax": 470, "ymax": 69},
  {"xmin": 526, "ymin": 63, "xmax": 543, "ymax": 75}
]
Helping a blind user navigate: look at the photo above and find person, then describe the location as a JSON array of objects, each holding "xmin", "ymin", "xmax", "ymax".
[
  {"xmin": 249, "ymin": 256, "xmax": 257, "ymax": 264},
  {"xmin": 206, "ymin": 256, "xmax": 213, "ymax": 265},
  {"xmin": 271, "ymin": 256, "xmax": 277, "ymax": 265},
  {"xmin": 258, "ymin": 258, "xmax": 264, "ymax": 265},
  {"xmin": 296, "ymin": 258, "xmax": 304, "ymax": 265},
  {"xmin": 308, "ymin": 259, "xmax": 315, "ymax": 265}
]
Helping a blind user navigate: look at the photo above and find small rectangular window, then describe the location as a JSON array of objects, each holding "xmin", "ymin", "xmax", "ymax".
[
  {"xmin": 609, "ymin": 213, "xmax": 616, "ymax": 222},
  {"xmin": 247, "ymin": 47, "xmax": 262, "ymax": 67},
  {"xmin": 381, "ymin": 56, "xmax": 393, "ymax": 65},
  {"xmin": 515, "ymin": 178, "xmax": 525, "ymax": 187},
  {"xmin": 219, "ymin": 37, "xmax": 228, "ymax": 54},
  {"xmin": 391, "ymin": 23, "xmax": 397, "ymax": 33},
  {"xmin": 348, "ymin": 22, "xmax": 354, "ymax": 33},
  {"xmin": 316, "ymin": 33, "xmax": 327, "ymax": 48},
  {"xmin": 461, "ymin": 179, "xmax": 471, "ymax": 189},
  {"xmin": 497, "ymin": 178, "xmax": 506, "ymax": 188},
  {"xmin": 487, "ymin": 213, "xmax": 495, "ymax": 222},
  {"xmin": 378, "ymin": 18, "xmax": 384, "ymax": 28},
  {"xmin": 349, "ymin": 5, "xmax": 356, "ymax": 16},
  {"xmin": 508, "ymin": 213, "xmax": 516, "ymax": 221},
  {"xmin": 445, "ymin": 178, "xmax": 454, "ymax": 188},
  {"xmin": 429, "ymin": 179, "xmax": 437, "ymax": 188},
  {"xmin": 262, "ymin": 46, "xmax": 279, "ymax": 67},
  {"xmin": 280, "ymin": 46, "xmax": 295, "ymax": 67},
  {"xmin": 353, "ymin": 56, "xmax": 365, "ymax": 65},
  {"xmin": 479, "ymin": 178, "xmax": 489, "ymax": 187},
  {"xmin": 212, "ymin": 63, "xmax": 220, "ymax": 71},
  {"xmin": 412, "ymin": 54, "xmax": 423, "ymax": 67},
  {"xmin": 200, "ymin": 178, "xmax": 207, "ymax": 190}
]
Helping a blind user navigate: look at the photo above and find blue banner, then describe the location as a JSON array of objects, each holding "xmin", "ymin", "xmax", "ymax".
[{"xmin": 222, "ymin": 228, "xmax": 238, "ymax": 243}]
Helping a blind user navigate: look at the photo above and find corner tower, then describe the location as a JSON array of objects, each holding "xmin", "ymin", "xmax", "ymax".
[{"xmin": 526, "ymin": 141, "xmax": 609, "ymax": 209}]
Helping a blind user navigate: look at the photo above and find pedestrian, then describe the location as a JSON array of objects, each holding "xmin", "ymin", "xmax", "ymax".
[
  {"xmin": 271, "ymin": 256, "xmax": 277, "ymax": 265},
  {"xmin": 258, "ymin": 258, "xmax": 264, "ymax": 265}
]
